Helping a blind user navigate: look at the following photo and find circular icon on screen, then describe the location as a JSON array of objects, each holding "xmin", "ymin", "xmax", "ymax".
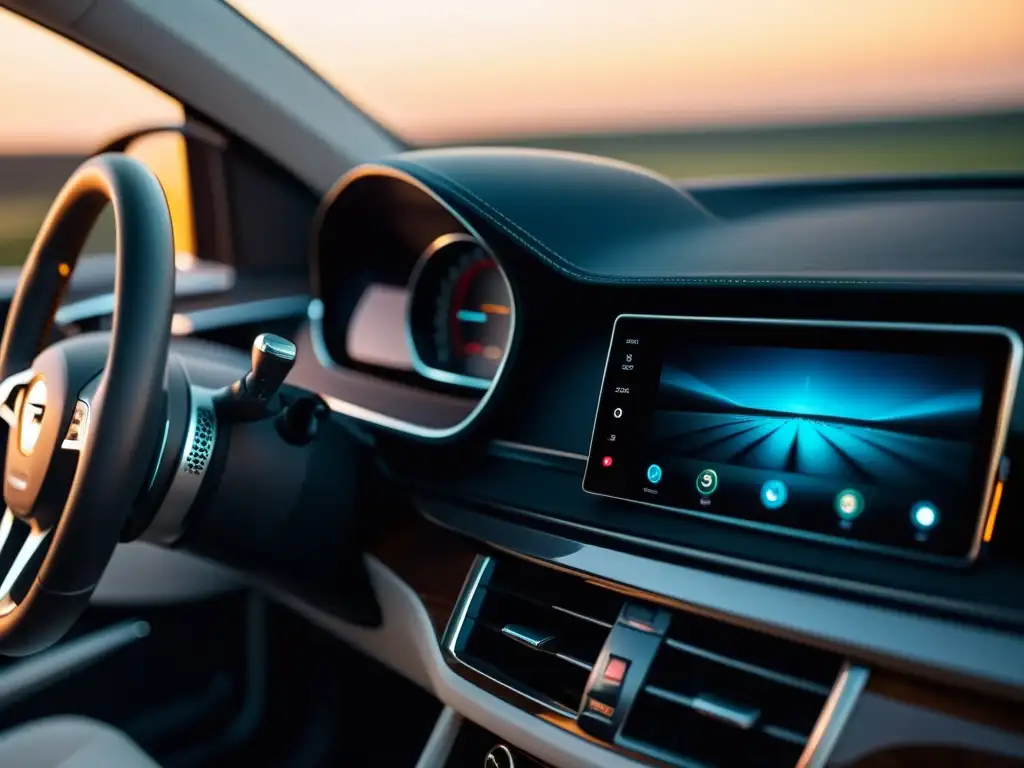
[
  {"xmin": 613, "ymin": 407, "xmax": 623, "ymax": 419},
  {"xmin": 646, "ymin": 464, "xmax": 663, "ymax": 484},
  {"xmin": 760, "ymin": 479, "xmax": 788, "ymax": 510},
  {"xmin": 696, "ymin": 469, "xmax": 718, "ymax": 495},
  {"xmin": 834, "ymin": 488, "xmax": 865, "ymax": 521},
  {"xmin": 910, "ymin": 501, "xmax": 940, "ymax": 531}
]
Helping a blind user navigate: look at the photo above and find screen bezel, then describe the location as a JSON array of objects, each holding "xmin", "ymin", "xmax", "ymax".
[{"xmin": 582, "ymin": 315, "xmax": 1022, "ymax": 565}]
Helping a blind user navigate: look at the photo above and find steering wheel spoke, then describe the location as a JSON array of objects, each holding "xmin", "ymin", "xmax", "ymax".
[
  {"xmin": 0, "ymin": 369, "xmax": 35, "ymax": 427},
  {"xmin": 0, "ymin": 509, "xmax": 51, "ymax": 617}
]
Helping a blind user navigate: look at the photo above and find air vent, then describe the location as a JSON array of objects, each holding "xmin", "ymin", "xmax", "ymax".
[
  {"xmin": 620, "ymin": 611, "xmax": 851, "ymax": 768},
  {"xmin": 451, "ymin": 558, "xmax": 624, "ymax": 714}
]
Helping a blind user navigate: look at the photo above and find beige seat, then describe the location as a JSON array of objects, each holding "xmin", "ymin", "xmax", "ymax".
[{"xmin": 0, "ymin": 716, "xmax": 158, "ymax": 768}]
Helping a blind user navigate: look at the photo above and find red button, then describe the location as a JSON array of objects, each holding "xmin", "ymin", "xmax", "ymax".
[
  {"xmin": 602, "ymin": 456, "xmax": 613, "ymax": 468},
  {"xmin": 603, "ymin": 657, "xmax": 628, "ymax": 685}
]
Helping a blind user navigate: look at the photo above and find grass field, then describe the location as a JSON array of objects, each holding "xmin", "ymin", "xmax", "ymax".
[
  {"xmin": 1, "ymin": 110, "xmax": 1022, "ymax": 269},
  {"xmin": 481, "ymin": 110, "xmax": 1024, "ymax": 180}
]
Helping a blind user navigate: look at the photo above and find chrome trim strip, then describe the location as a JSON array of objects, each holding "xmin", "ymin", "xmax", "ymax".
[
  {"xmin": 583, "ymin": 314, "xmax": 1023, "ymax": 566},
  {"xmin": 0, "ymin": 619, "xmax": 150, "ymax": 710},
  {"xmin": 404, "ymin": 233, "xmax": 514, "ymax": 391},
  {"xmin": 146, "ymin": 419, "xmax": 171, "ymax": 493},
  {"xmin": 442, "ymin": 556, "xmax": 579, "ymax": 720},
  {"xmin": 142, "ymin": 384, "xmax": 218, "ymax": 545},
  {"xmin": 797, "ymin": 663, "xmax": 870, "ymax": 768},
  {"xmin": 490, "ymin": 439, "xmax": 588, "ymax": 463}
]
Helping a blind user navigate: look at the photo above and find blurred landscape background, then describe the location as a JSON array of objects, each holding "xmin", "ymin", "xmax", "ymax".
[{"xmin": 2, "ymin": 0, "xmax": 1023, "ymax": 268}]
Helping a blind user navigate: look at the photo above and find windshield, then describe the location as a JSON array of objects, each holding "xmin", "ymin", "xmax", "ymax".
[{"xmin": 229, "ymin": 0, "xmax": 1024, "ymax": 179}]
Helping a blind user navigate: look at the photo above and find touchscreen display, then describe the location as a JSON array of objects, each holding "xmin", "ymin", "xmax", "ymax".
[{"xmin": 582, "ymin": 316, "xmax": 1020, "ymax": 563}]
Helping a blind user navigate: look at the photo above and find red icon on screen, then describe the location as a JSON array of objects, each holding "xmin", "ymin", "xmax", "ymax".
[{"xmin": 602, "ymin": 456, "xmax": 614, "ymax": 468}]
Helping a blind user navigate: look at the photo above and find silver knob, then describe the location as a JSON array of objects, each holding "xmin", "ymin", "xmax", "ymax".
[{"xmin": 244, "ymin": 333, "xmax": 296, "ymax": 401}]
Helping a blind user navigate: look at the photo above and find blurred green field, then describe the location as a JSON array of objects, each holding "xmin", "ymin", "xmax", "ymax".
[
  {"xmin": 495, "ymin": 110, "xmax": 1024, "ymax": 180},
  {"xmin": 0, "ymin": 192, "xmax": 115, "ymax": 268},
  {"xmin": 1, "ymin": 111, "xmax": 1022, "ymax": 269}
]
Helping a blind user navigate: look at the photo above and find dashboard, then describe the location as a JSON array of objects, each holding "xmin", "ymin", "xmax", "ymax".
[{"xmin": 292, "ymin": 148, "xmax": 1024, "ymax": 767}]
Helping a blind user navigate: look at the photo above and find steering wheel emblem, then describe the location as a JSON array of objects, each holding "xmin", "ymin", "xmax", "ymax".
[{"xmin": 17, "ymin": 377, "xmax": 47, "ymax": 456}]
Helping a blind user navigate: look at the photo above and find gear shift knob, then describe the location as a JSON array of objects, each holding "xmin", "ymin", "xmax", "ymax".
[{"xmin": 244, "ymin": 333, "xmax": 296, "ymax": 400}]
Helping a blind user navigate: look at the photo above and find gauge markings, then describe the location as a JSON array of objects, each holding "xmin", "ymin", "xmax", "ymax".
[
  {"xmin": 406, "ymin": 232, "xmax": 513, "ymax": 388},
  {"xmin": 456, "ymin": 309, "xmax": 488, "ymax": 323}
]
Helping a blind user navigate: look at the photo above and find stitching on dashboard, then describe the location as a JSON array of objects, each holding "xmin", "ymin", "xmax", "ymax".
[
  {"xmin": 387, "ymin": 159, "xmax": 1018, "ymax": 290},
  {"xmin": 392, "ymin": 160, "xmax": 584, "ymax": 276}
]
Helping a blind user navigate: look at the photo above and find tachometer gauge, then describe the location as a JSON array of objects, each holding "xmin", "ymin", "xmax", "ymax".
[{"xmin": 406, "ymin": 233, "xmax": 514, "ymax": 389}]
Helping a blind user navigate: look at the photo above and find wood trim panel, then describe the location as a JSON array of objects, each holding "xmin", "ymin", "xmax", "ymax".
[
  {"xmin": 867, "ymin": 668, "xmax": 1024, "ymax": 736},
  {"xmin": 367, "ymin": 505, "xmax": 478, "ymax": 636}
]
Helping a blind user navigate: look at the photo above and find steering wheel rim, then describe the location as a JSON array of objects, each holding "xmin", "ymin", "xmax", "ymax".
[{"xmin": 0, "ymin": 153, "xmax": 174, "ymax": 654}]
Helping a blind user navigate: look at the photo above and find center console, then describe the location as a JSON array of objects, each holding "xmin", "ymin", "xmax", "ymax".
[{"xmin": 443, "ymin": 555, "xmax": 867, "ymax": 768}]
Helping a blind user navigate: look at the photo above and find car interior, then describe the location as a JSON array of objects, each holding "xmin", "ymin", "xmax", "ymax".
[{"xmin": 0, "ymin": 1, "xmax": 1023, "ymax": 766}]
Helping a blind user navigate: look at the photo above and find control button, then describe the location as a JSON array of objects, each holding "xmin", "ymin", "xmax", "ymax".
[
  {"xmin": 613, "ymin": 407, "xmax": 623, "ymax": 419},
  {"xmin": 586, "ymin": 697, "xmax": 615, "ymax": 718},
  {"xmin": 602, "ymin": 657, "xmax": 629, "ymax": 686},
  {"xmin": 619, "ymin": 601, "xmax": 671, "ymax": 634},
  {"xmin": 910, "ymin": 501, "xmax": 940, "ymax": 531},
  {"xmin": 760, "ymin": 479, "xmax": 788, "ymax": 510},
  {"xmin": 622, "ymin": 603, "xmax": 657, "ymax": 631},
  {"xmin": 646, "ymin": 463, "xmax": 663, "ymax": 484},
  {"xmin": 835, "ymin": 488, "xmax": 865, "ymax": 521},
  {"xmin": 601, "ymin": 456, "xmax": 613, "ymax": 468},
  {"xmin": 696, "ymin": 468, "xmax": 719, "ymax": 495}
]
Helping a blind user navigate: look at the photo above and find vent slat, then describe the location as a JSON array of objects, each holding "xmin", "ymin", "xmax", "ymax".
[
  {"xmin": 667, "ymin": 613, "xmax": 841, "ymax": 689},
  {"xmin": 623, "ymin": 611, "xmax": 844, "ymax": 768},
  {"xmin": 457, "ymin": 561, "xmax": 620, "ymax": 714},
  {"xmin": 762, "ymin": 725, "xmax": 809, "ymax": 747},
  {"xmin": 665, "ymin": 637, "xmax": 833, "ymax": 696},
  {"xmin": 487, "ymin": 583, "xmax": 617, "ymax": 628}
]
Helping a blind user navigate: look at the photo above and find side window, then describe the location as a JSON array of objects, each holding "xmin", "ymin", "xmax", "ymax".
[{"xmin": 0, "ymin": 9, "xmax": 191, "ymax": 271}]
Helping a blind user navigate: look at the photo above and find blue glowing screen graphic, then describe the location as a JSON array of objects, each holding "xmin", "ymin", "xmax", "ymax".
[{"xmin": 652, "ymin": 345, "xmax": 984, "ymax": 490}]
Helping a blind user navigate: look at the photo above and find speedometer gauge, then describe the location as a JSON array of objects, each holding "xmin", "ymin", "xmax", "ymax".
[{"xmin": 406, "ymin": 233, "xmax": 514, "ymax": 389}]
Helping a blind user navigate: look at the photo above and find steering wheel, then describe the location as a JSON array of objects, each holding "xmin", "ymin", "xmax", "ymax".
[{"xmin": 0, "ymin": 154, "xmax": 174, "ymax": 655}]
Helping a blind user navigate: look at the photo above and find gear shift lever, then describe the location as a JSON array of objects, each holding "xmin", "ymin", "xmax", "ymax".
[
  {"xmin": 245, "ymin": 333, "xmax": 296, "ymax": 400},
  {"xmin": 216, "ymin": 333, "xmax": 296, "ymax": 419}
]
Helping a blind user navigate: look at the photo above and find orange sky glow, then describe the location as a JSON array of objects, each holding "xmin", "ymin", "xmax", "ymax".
[{"xmin": 1, "ymin": 0, "xmax": 1022, "ymax": 150}]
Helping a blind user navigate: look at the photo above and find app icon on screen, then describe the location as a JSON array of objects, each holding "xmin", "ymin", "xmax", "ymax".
[
  {"xmin": 910, "ymin": 501, "xmax": 940, "ymax": 531},
  {"xmin": 696, "ymin": 469, "xmax": 719, "ymax": 495},
  {"xmin": 760, "ymin": 479, "xmax": 788, "ymax": 510},
  {"xmin": 834, "ymin": 489, "xmax": 865, "ymax": 521},
  {"xmin": 646, "ymin": 464, "xmax": 663, "ymax": 484}
]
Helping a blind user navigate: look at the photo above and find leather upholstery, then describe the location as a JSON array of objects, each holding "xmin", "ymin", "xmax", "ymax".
[{"xmin": 0, "ymin": 716, "xmax": 159, "ymax": 768}]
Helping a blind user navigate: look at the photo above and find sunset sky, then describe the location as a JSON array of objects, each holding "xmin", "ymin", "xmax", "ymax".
[{"xmin": 1, "ymin": 0, "xmax": 1022, "ymax": 150}]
